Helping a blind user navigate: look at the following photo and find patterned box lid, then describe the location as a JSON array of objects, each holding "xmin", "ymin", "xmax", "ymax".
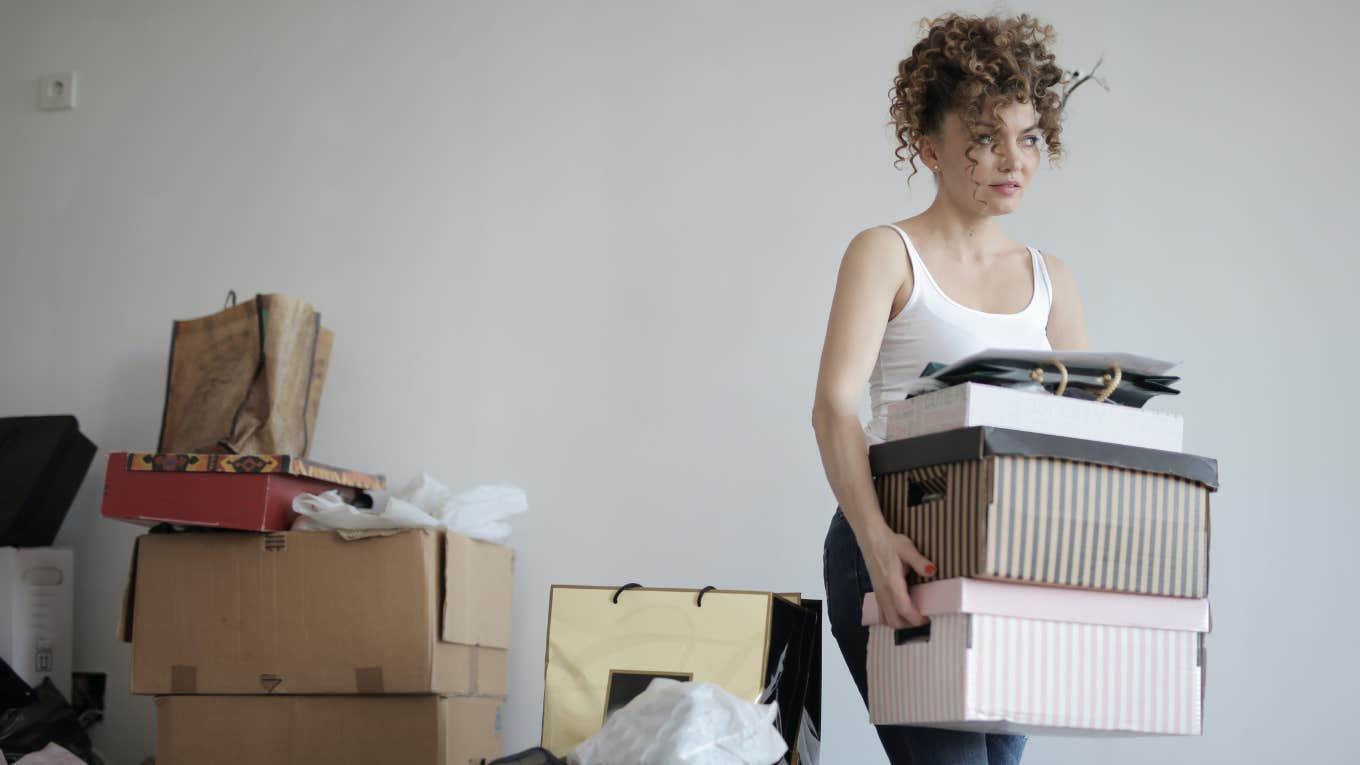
[{"xmin": 122, "ymin": 452, "xmax": 385, "ymax": 491}]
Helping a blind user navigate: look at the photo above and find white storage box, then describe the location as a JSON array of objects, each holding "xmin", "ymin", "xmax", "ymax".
[
  {"xmin": 862, "ymin": 578, "xmax": 1208, "ymax": 736},
  {"xmin": 0, "ymin": 547, "xmax": 74, "ymax": 698},
  {"xmin": 884, "ymin": 383, "xmax": 1184, "ymax": 452}
]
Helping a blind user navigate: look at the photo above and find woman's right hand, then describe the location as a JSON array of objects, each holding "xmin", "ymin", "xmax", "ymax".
[{"xmin": 860, "ymin": 523, "xmax": 936, "ymax": 629}]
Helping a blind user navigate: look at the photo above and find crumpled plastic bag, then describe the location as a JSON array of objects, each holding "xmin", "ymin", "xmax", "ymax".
[
  {"xmin": 569, "ymin": 680, "xmax": 787, "ymax": 765},
  {"xmin": 432, "ymin": 481, "xmax": 527, "ymax": 543},
  {"xmin": 291, "ymin": 491, "xmax": 442, "ymax": 532},
  {"xmin": 291, "ymin": 474, "xmax": 526, "ymax": 543}
]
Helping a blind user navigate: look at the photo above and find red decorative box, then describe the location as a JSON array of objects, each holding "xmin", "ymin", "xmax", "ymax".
[{"xmin": 101, "ymin": 452, "xmax": 385, "ymax": 531}]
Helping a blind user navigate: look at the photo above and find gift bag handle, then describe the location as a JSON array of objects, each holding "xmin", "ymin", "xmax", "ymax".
[
  {"xmin": 610, "ymin": 583, "xmax": 642, "ymax": 603},
  {"xmin": 1028, "ymin": 359, "xmax": 1069, "ymax": 397},
  {"xmin": 1093, "ymin": 364, "xmax": 1122, "ymax": 403},
  {"xmin": 1029, "ymin": 360, "xmax": 1123, "ymax": 403},
  {"xmin": 610, "ymin": 583, "xmax": 720, "ymax": 607}
]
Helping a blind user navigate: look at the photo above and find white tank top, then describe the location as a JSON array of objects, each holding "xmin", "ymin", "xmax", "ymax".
[{"xmin": 864, "ymin": 223, "xmax": 1054, "ymax": 444}]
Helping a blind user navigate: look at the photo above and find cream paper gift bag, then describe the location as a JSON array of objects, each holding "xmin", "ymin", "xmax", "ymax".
[{"xmin": 541, "ymin": 585, "xmax": 819, "ymax": 762}]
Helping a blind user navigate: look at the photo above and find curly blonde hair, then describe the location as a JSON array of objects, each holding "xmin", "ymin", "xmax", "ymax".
[{"xmin": 890, "ymin": 13, "xmax": 1065, "ymax": 181}]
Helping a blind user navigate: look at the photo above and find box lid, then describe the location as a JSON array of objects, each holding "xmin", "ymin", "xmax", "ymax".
[
  {"xmin": 117, "ymin": 452, "xmax": 385, "ymax": 491},
  {"xmin": 868, "ymin": 426, "xmax": 1218, "ymax": 489},
  {"xmin": 862, "ymin": 578, "xmax": 1211, "ymax": 633}
]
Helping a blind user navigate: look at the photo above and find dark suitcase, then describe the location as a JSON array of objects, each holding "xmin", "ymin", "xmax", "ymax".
[{"xmin": 0, "ymin": 416, "xmax": 96, "ymax": 546}]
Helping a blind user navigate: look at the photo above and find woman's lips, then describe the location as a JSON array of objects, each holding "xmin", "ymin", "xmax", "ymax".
[{"xmin": 989, "ymin": 182, "xmax": 1021, "ymax": 196}]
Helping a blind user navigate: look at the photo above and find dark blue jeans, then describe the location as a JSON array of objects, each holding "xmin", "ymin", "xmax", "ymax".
[{"xmin": 823, "ymin": 509, "xmax": 1026, "ymax": 765}]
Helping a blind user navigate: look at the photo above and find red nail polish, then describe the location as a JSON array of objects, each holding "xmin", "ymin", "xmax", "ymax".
[{"xmin": 924, "ymin": 564, "xmax": 937, "ymax": 576}]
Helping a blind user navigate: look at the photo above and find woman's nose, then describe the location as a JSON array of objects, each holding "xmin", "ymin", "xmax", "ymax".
[{"xmin": 998, "ymin": 142, "xmax": 1020, "ymax": 171}]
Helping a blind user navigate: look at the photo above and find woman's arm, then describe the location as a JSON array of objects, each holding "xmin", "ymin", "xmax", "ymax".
[
  {"xmin": 812, "ymin": 227, "xmax": 934, "ymax": 629},
  {"xmin": 1044, "ymin": 252, "xmax": 1090, "ymax": 351}
]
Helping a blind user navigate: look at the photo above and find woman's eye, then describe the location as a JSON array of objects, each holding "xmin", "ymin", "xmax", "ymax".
[
  {"xmin": 1023, "ymin": 135, "xmax": 1041, "ymax": 147},
  {"xmin": 975, "ymin": 134, "xmax": 993, "ymax": 145}
]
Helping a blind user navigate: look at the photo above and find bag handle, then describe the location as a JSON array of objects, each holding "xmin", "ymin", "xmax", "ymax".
[
  {"xmin": 1028, "ymin": 359, "xmax": 1069, "ymax": 397},
  {"xmin": 894, "ymin": 623, "xmax": 932, "ymax": 645},
  {"xmin": 1029, "ymin": 360, "xmax": 1123, "ymax": 403},
  {"xmin": 1093, "ymin": 364, "xmax": 1122, "ymax": 402},
  {"xmin": 609, "ymin": 583, "xmax": 720, "ymax": 607},
  {"xmin": 221, "ymin": 293, "xmax": 267, "ymax": 454},
  {"xmin": 610, "ymin": 583, "xmax": 642, "ymax": 603}
]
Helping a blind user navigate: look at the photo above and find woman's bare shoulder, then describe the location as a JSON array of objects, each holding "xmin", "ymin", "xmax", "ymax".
[
  {"xmin": 841, "ymin": 225, "xmax": 908, "ymax": 278},
  {"xmin": 1040, "ymin": 251, "xmax": 1090, "ymax": 350},
  {"xmin": 1041, "ymin": 251, "xmax": 1080, "ymax": 291}
]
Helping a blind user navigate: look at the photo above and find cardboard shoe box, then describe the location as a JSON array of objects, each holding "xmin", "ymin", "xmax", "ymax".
[
  {"xmin": 123, "ymin": 529, "xmax": 510, "ymax": 696},
  {"xmin": 101, "ymin": 452, "xmax": 385, "ymax": 531},
  {"xmin": 871, "ymin": 427, "xmax": 1219, "ymax": 598},
  {"xmin": 155, "ymin": 694, "xmax": 503, "ymax": 765},
  {"xmin": 862, "ymin": 579, "xmax": 1209, "ymax": 735},
  {"xmin": 0, "ymin": 547, "xmax": 74, "ymax": 699}
]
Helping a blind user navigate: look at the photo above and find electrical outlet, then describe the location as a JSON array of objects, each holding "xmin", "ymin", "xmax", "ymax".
[{"xmin": 39, "ymin": 72, "xmax": 77, "ymax": 111}]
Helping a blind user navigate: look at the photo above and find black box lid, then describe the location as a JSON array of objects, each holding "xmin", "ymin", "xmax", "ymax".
[
  {"xmin": 0, "ymin": 415, "xmax": 97, "ymax": 546},
  {"xmin": 868, "ymin": 426, "xmax": 1219, "ymax": 490}
]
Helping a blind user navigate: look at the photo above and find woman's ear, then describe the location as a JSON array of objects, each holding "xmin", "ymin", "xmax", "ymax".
[{"xmin": 917, "ymin": 135, "xmax": 941, "ymax": 173}]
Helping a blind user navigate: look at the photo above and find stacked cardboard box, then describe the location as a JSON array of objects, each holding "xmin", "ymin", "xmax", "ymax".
[
  {"xmin": 103, "ymin": 455, "xmax": 513, "ymax": 764},
  {"xmin": 865, "ymin": 382, "xmax": 1218, "ymax": 736}
]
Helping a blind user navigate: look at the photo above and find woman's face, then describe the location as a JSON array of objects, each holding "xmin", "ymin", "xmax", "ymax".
[{"xmin": 924, "ymin": 100, "xmax": 1042, "ymax": 216}]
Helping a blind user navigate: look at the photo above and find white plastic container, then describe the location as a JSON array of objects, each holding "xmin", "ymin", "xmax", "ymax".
[{"xmin": 0, "ymin": 547, "xmax": 74, "ymax": 698}]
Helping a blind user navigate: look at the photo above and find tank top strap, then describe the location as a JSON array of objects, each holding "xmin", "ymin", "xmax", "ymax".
[
  {"xmin": 882, "ymin": 223, "xmax": 915, "ymax": 264},
  {"xmin": 1028, "ymin": 246, "xmax": 1055, "ymax": 310},
  {"xmin": 881, "ymin": 223, "xmax": 934, "ymax": 299}
]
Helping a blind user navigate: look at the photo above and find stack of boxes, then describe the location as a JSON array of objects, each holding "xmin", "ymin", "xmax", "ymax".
[
  {"xmin": 102, "ymin": 451, "xmax": 513, "ymax": 764},
  {"xmin": 864, "ymin": 375, "xmax": 1217, "ymax": 735}
]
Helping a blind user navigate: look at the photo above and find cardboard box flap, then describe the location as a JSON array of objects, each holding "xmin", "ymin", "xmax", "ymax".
[
  {"xmin": 119, "ymin": 452, "xmax": 385, "ymax": 491},
  {"xmin": 862, "ymin": 579, "xmax": 1211, "ymax": 633},
  {"xmin": 117, "ymin": 535, "xmax": 141, "ymax": 643},
  {"xmin": 868, "ymin": 426, "xmax": 1218, "ymax": 489},
  {"xmin": 441, "ymin": 533, "xmax": 513, "ymax": 649}
]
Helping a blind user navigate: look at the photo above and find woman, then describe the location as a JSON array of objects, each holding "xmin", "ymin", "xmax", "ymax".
[{"xmin": 812, "ymin": 14, "xmax": 1089, "ymax": 765}]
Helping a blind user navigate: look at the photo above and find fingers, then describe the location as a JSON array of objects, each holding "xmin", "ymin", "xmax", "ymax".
[
  {"xmin": 883, "ymin": 574, "xmax": 928, "ymax": 628},
  {"xmin": 862, "ymin": 531, "xmax": 934, "ymax": 629},
  {"xmin": 895, "ymin": 535, "xmax": 937, "ymax": 580},
  {"xmin": 872, "ymin": 588, "xmax": 909, "ymax": 630}
]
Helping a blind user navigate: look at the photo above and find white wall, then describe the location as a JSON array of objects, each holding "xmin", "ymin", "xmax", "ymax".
[{"xmin": 2, "ymin": 1, "xmax": 1355, "ymax": 763}]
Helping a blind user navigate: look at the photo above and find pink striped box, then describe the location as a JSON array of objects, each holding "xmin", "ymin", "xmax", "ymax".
[{"xmin": 862, "ymin": 579, "xmax": 1209, "ymax": 735}]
